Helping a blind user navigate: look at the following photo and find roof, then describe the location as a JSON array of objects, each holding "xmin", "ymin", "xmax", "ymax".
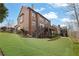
[{"xmin": 27, "ymin": 7, "xmax": 50, "ymax": 23}]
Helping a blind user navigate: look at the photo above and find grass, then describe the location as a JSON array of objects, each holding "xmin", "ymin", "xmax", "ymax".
[{"xmin": 0, "ymin": 32, "xmax": 79, "ymax": 56}]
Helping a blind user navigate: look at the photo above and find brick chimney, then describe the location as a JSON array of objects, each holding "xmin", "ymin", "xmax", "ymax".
[{"xmin": 32, "ymin": 4, "xmax": 34, "ymax": 10}]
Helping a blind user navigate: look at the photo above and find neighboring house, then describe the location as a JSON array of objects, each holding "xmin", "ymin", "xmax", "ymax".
[
  {"xmin": 57, "ymin": 25, "xmax": 68, "ymax": 37},
  {"xmin": 0, "ymin": 26, "xmax": 15, "ymax": 32},
  {"xmin": 16, "ymin": 6, "xmax": 52, "ymax": 38}
]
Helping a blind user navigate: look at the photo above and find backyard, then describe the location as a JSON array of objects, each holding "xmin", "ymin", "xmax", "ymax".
[{"xmin": 0, "ymin": 32, "xmax": 79, "ymax": 56}]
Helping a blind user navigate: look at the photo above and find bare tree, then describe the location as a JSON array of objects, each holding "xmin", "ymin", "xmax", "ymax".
[
  {"xmin": 66, "ymin": 3, "xmax": 79, "ymax": 42},
  {"xmin": 6, "ymin": 19, "xmax": 13, "ymax": 28},
  {"xmin": 67, "ymin": 3, "xmax": 79, "ymax": 27}
]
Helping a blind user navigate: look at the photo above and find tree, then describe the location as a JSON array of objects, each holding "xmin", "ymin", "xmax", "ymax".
[
  {"xmin": 67, "ymin": 3, "xmax": 79, "ymax": 27},
  {"xmin": 66, "ymin": 3, "xmax": 79, "ymax": 42},
  {"xmin": 0, "ymin": 3, "xmax": 8, "ymax": 22},
  {"xmin": 6, "ymin": 19, "xmax": 13, "ymax": 28}
]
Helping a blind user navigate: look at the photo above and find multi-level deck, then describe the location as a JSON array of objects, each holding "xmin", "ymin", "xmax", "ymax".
[{"xmin": 17, "ymin": 6, "xmax": 52, "ymax": 37}]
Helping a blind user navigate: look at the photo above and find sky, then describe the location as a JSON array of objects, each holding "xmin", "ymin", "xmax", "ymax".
[{"xmin": 0, "ymin": 3, "xmax": 71, "ymax": 27}]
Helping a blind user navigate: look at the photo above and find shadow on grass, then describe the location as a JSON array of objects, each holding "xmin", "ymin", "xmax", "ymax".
[
  {"xmin": 0, "ymin": 48, "xmax": 5, "ymax": 56},
  {"xmin": 48, "ymin": 36, "xmax": 61, "ymax": 41}
]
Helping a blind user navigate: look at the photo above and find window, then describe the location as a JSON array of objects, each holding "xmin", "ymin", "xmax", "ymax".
[
  {"xmin": 40, "ymin": 23, "xmax": 44, "ymax": 28},
  {"xmin": 32, "ymin": 21, "xmax": 36, "ymax": 25},
  {"xmin": 19, "ymin": 15, "xmax": 24, "ymax": 23},
  {"xmin": 39, "ymin": 16, "xmax": 44, "ymax": 24},
  {"xmin": 32, "ymin": 11, "xmax": 35, "ymax": 17},
  {"xmin": 32, "ymin": 20, "xmax": 36, "ymax": 32},
  {"xmin": 18, "ymin": 27, "xmax": 21, "ymax": 30},
  {"xmin": 32, "ymin": 11, "xmax": 36, "ymax": 22}
]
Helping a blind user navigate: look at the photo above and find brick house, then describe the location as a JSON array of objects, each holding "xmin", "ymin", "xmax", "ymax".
[{"xmin": 16, "ymin": 6, "xmax": 52, "ymax": 38}]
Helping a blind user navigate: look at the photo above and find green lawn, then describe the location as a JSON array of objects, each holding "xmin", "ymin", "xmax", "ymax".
[{"xmin": 0, "ymin": 32, "xmax": 79, "ymax": 56}]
